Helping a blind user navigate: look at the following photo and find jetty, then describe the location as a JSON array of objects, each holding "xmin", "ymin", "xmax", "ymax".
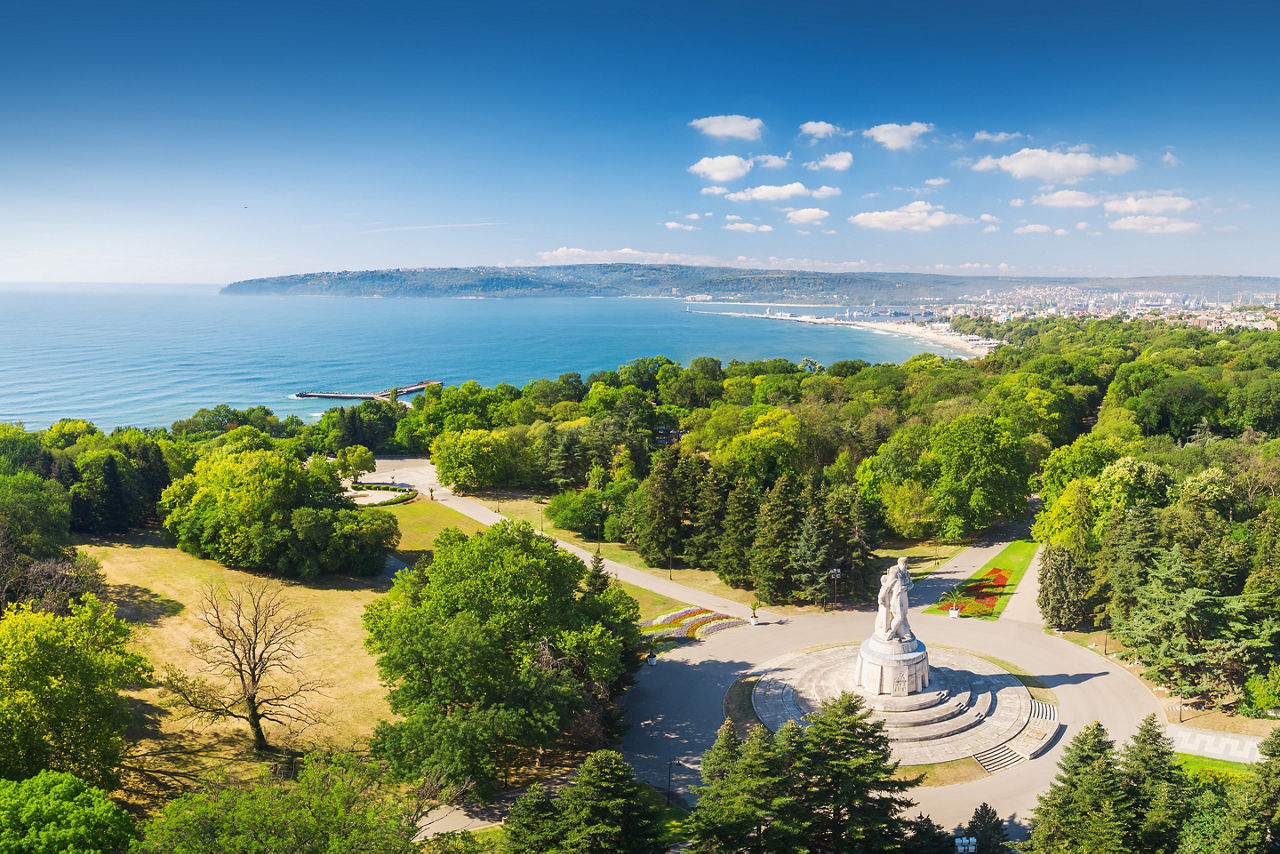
[{"xmin": 295, "ymin": 380, "xmax": 439, "ymax": 402}]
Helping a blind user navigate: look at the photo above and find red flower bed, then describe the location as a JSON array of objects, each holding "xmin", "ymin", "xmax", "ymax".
[{"xmin": 961, "ymin": 566, "xmax": 1010, "ymax": 609}]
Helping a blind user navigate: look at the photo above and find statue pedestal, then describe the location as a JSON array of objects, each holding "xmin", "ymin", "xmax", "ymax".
[{"xmin": 854, "ymin": 636, "xmax": 930, "ymax": 696}]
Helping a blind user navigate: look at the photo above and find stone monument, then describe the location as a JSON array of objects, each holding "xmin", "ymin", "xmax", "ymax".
[{"xmin": 853, "ymin": 557, "xmax": 930, "ymax": 696}]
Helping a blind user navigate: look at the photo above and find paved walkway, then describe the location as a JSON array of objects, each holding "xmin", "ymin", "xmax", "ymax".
[
  {"xmin": 1168, "ymin": 725, "xmax": 1264, "ymax": 763},
  {"xmin": 369, "ymin": 456, "xmax": 1270, "ymax": 834}
]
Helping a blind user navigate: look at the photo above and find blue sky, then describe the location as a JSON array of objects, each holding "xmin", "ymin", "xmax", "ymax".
[{"xmin": 1, "ymin": 0, "xmax": 1277, "ymax": 282}]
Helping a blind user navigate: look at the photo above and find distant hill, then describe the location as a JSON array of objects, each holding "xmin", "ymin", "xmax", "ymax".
[{"xmin": 221, "ymin": 265, "xmax": 1280, "ymax": 303}]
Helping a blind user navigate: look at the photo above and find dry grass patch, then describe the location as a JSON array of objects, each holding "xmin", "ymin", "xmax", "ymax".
[
  {"xmin": 896, "ymin": 757, "xmax": 987, "ymax": 787},
  {"xmin": 872, "ymin": 540, "xmax": 966, "ymax": 581},
  {"xmin": 81, "ymin": 532, "xmax": 393, "ymax": 810},
  {"xmin": 723, "ymin": 676, "xmax": 765, "ymax": 736},
  {"xmin": 385, "ymin": 497, "xmax": 486, "ymax": 565}
]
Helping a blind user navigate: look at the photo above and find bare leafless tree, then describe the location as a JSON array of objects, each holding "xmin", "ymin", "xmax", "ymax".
[{"xmin": 162, "ymin": 581, "xmax": 327, "ymax": 751}]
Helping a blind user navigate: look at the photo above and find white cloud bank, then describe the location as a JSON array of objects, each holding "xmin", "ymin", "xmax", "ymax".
[
  {"xmin": 1033, "ymin": 190, "xmax": 1099, "ymax": 208},
  {"xmin": 785, "ymin": 207, "xmax": 829, "ymax": 225},
  {"xmin": 689, "ymin": 114, "xmax": 764, "ymax": 140},
  {"xmin": 663, "ymin": 221, "xmax": 698, "ymax": 231},
  {"xmin": 1108, "ymin": 216, "xmax": 1200, "ymax": 234},
  {"xmin": 924, "ymin": 177, "xmax": 949, "ymax": 186},
  {"xmin": 754, "ymin": 153, "xmax": 790, "ymax": 168},
  {"xmin": 973, "ymin": 130, "xmax": 1023, "ymax": 143},
  {"xmin": 799, "ymin": 120, "xmax": 841, "ymax": 139},
  {"xmin": 863, "ymin": 121, "xmax": 934, "ymax": 150},
  {"xmin": 700, "ymin": 186, "xmax": 729, "ymax": 196},
  {"xmin": 724, "ymin": 222, "xmax": 774, "ymax": 232},
  {"xmin": 537, "ymin": 247, "xmax": 720, "ymax": 265},
  {"xmin": 848, "ymin": 201, "xmax": 973, "ymax": 231},
  {"xmin": 973, "ymin": 147, "xmax": 1138, "ymax": 183},
  {"xmin": 804, "ymin": 151, "xmax": 853, "ymax": 171},
  {"xmin": 1014, "ymin": 224, "xmax": 1052, "ymax": 234},
  {"xmin": 688, "ymin": 155, "xmax": 753, "ymax": 183},
  {"xmin": 1104, "ymin": 195, "xmax": 1194, "ymax": 214},
  {"xmin": 725, "ymin": 182, "xmax": 840, "ymax": 202}
]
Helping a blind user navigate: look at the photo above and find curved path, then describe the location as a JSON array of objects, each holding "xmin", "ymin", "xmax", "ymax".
[{"xmin": 373, "ymin": 457, "xmax": 1164, "ymax": 833}]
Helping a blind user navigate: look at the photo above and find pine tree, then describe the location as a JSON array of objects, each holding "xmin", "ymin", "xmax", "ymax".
[
  {"xmin": 964, "ymin": 802, "xmax": 1008, "ymax": 853},
  {"xmin": 555, "ymin": 750, "xmax": 664, "ymax": 854},
  {"xmin": 749, "ymin": 475, "xmax": 803, "ymax": 605},
  {"xmin": 793, "ymin": 693, "xmax": 915, "ymax": 852},
  {"xmin": 1117, "ymin": 713, "xmax": 1187, "ymax": 853},
  {"xmin": 904, "ymin": 812, "xmax": 954, "ymax": 853},
  {"xmin": 1037, "ymin": 546, "xmax": 1093, "ymax": 630},
  {"xmin": 700, "ymin": 719, "xmax": 742, "ymax": 785},
  {"xmin": 789, "ymin": 505, "xmax": 832, "ymax": 605},
  {"xmin": 684, "ymin": 467, "xmax": 728, "ymax": 569},
  {"xmin": 713, "ymin": 478, "xmax": 759, "ymax": 589},
  {"xmin": 1027, "ymin": 722, "xmax": 1132, "ymax": 853},
  {"xmin": 634, "ymin": 450, "xmax": 683, "ymax": 570},
  {"xmin": 583, "ymin": 550, "xmax": 610, "ymax": 596},
  {"xmin": 505, "ymin": 785, "xmax": 562, "ymax": 854},
  {"xmin": 1094, "ymin": 500, "xmax": 1161, "ymax": 623}
]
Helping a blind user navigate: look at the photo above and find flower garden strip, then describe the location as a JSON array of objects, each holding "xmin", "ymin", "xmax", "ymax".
[
  {"xmin": 924, "ymin": 539, "xmax": 1039, "ymax": 621},
  {"xmin": 641, "ymin": 608, "xmax": 747, "ymax": 640}
]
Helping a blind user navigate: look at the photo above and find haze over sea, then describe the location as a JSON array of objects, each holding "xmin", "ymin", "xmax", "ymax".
[{"xmin": 0, "ymin": 286, "xmax": 966, "ymax": 431}]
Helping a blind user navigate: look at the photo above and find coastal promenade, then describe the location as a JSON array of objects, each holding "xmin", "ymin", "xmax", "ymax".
[{"xmin": 371, "ymin": 456, "xmax": 1268, "ymax": 835}]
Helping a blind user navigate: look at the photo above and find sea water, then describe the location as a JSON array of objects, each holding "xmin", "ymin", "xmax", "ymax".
[{"xmin": 0, "ymin": 286, "xmax": 966, "ymax": 430}]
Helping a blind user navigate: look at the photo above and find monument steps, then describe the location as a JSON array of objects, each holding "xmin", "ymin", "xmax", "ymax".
[
  {"xmin": 973, "ymin": 744, "xmax": 1026, "ymax": 773},
  {"xmin": 1029, "ymin": 698, "xmax": 1057, "ymax": 721}
]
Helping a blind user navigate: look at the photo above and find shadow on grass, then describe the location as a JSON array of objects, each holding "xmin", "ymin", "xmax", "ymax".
[{"xmin": 105, "ymin": 582, "xmax": 184, "ymax": 625}]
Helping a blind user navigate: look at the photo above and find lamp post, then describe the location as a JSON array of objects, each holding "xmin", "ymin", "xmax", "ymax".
[
  {"xmin": 828, "ymin": 565, "xmax": 842, "ymax": 611},
  {"xmin": 667, "ymin": 759, "xmax": 683, "ymax": 806}
]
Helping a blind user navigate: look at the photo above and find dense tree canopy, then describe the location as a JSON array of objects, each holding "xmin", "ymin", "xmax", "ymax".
[
  {"xmin": 0, "ymin": 770, "xmax": 137, "ymax": 854},
  {"xmin": 363, "ymin": 521, "xmax": 641, "ymax": 802}
]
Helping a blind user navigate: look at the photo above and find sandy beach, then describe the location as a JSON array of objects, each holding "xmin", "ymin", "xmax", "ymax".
[{"xmin": 853, "ymin": 321, "xmax": 995, "ymax": 357}]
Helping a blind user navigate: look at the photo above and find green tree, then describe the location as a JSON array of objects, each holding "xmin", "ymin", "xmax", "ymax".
[
  {"xmin": 634, "ymin": 450, "xmax": 683, "ymax": 569},
  {"xmin": 749, "ymin": 475, "xmax": 802, "ymax": 604},
  {"xmin": 1117, "ymin": 714, "xmax": 1188, "ymax": 853},
  {"xmin": 928, "ymin": 414, "xmax": 1028, "ymax": 540},
  {"xmin": 700, "ymin": 719, "xmax": 742, "ymax": 785},
  {"xmin": 685, "ymin": 467, "xmax": 728, "ymax": 569},
  {"xmin": 788, "ymin": 504, "xmax": 832, "ymax": 605},
  {"xmin": 713, "ymin": 478, "xmax": 758, "ymax": 589},
  {"xmin": 794, "ymin": 693, "xmax": 915, "ymax": 852},
  {"xmin": 160, "ymin": 448, "xmax": 398, "ymax": 577},
  {"xmin": 363, "ymin": 521, "xmax": 639, "ymax": 802},
  {"xmin": 505, "ymin": 785, "xmax": 562, "ymax": 854},
  {"xmin": 0, "ymin": 471, "xmax": 72, "ymax": 563},
  {"xmin": 138, "ymin": 753, "xmax": 420, "ymax": 853},
  {"xmin": 0, "ymin": 596, "xmax": 150, "ymax": 788},
  {"xmin": 69, "ymin": 448, "xmax": 147, "ymax": 534},
  {"xmin": 430, "ymin": 429, "xmax": 521, "ymax": 491},
  {"xmin": 0, "ymin": 770, "xmax": 136, "ymax": 853},
  {"xmin": 553, "ymin": 750, "xmax": 664, "ymax": 854},
  {"xmin": 963, "ymin": 802, "xmax": 1007, "ymax": 853},
  {"xmin": 1036, "ymin": 546, "xmax": 1093, "ymax": 630},
  {"xmin": 1026, "ymin": 722, "xmax": 1132, "ymax": 853}
]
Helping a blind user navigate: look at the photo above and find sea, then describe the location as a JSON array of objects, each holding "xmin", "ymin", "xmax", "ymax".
[{"xmin": 0, "ymin": 284, "xmax": 967, "ymax": 431}]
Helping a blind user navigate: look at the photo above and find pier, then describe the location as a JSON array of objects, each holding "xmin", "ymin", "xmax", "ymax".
[{"xmin": 295, "ymin": 380, "xmax": 440, "ymax": 402}]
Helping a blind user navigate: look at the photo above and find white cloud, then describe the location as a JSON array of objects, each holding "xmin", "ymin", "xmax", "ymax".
[
  {"xmin": 754, "ymin": 153, "xmax": 790, "ymax": 169},
  {"xmin": 1013, "ymin": 224, "xmax": 1052, "ymax": 234},
  {"xmin": 724, "ymin": 214, "xmax": 743, "ymax": 221},
  {"xmin": 1076, "ymin": 221, "xmax": 1089, "ymax": 230},
  {"xmin": 1033, "ymin": 189, "xmax": 1099, "ymax": 208},
  {"xmin": 973, "ymin": 147, "xmax": 1138, "ymax": 182},
  {"xmin": 1162, "ymin": 151, "xmax": 1181, "ymax": 167},
  {"xmin": 1108, "ymin": 215, "xmax": 1200, "ymax": 234},
  {"xmin": 848, "ymin": 201, "xmax": 974, "ymax": 232},
  {"xmin": 863, "ymin": 121, "xmax": 934, "ymax": 150},
  {"xmin": 663, "ymin": 221, "xmax": 699, "ymax": 231},
  {"xmin": 924, "ymin": 177, "xmax": 949, "ymax": 186},
  {"xmin": 684, "ymin": 213, "xmax": 700, "ymax": 220},
  {"xmin": 536, "ymin": 247, "xmax": 720, "ymax": 265},
  {"xmin": 804, "ymin": 151, "xmax": 853, "ymax": 171},
  {"xmin": 726, "ymin": 182, "xmax": 824, "ymax": 202},
  {"xmin": 1054, "ymin": 228, "xmax": 1068, "ymax": 236},
  {"xmin": 688, "ymin": 155, "xmax": 753, "ymax": 183},
  {"xmin": 821, "ymin": 229, "xmax": 837, "ymax": 235},
  {"xmin": 811, "ymin": 185, "xmax": 841, "ymax": 199},
  {"xmin": 700, "ymin": 186, "xmax": 729, "ymax": 196},
  {"xmin": 973, "ymin": 130, "xmax": 1023, "ymax": 143},
  {"xmin": 723, "ymin": 222, "xmax": 774, "ymax": 232},
  {"xmin": 799, "ymin": 120, "xmax": 840, "ymax": 139},
  {"xmin": 980, "ymin": 213, "xmax": 1000, "ymax": 223},
  {"xmin": 689, "ymin": 114, "xmax": 764, "ymax": 140},
  {"xmin": 1103, "ymin": 194, "xmax": 1194, "ymax": 214},
  {"xmin": 786, "ymin": 207, "xmax": 830, "ymax": 225},
  {"xmin": 1009, "ymin": 198, "xmax": 1025, "ymax": 207},
  {"xmin": 862, "ymin": 191, "xmax": 881, "ymax": 199},
  {"xmin": 983, "ymin": 225, "xmax": 1000, "ymax": 233}
]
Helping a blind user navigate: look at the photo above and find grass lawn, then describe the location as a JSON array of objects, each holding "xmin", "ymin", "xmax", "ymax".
[
  {"xmin": 385, "ymin": 497, "xmax": 486, "ymax": 565},
  {"xmin": 620, "ymin": 581, "xmax": 692, "ymax": 623},
  {"xmin": 896, "ymin": 757, "xmax": 987, "ymax": 787},
  {"xmin": 923, "ymin": 539, "xmax": 1038, "ymax": 620},
  {"xmin": 872, "ymin": 539, "xmax": 966, "ymax": 581},
  {"xmin": 723, "ymin": 676, "xmax": 765, "ymax": 736},
  {"xmin": 81, "ymin": 532, "xmax": 394, "ymax": 811},
  {"xmin": 1177, "ymin": 753, "xmax": 1251, "ymax": 783}
]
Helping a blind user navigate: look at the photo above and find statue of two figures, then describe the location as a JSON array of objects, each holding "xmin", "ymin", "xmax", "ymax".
[{"xmin": 874, "ymin": 556, "xmax": 914, "ymax": 643}]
